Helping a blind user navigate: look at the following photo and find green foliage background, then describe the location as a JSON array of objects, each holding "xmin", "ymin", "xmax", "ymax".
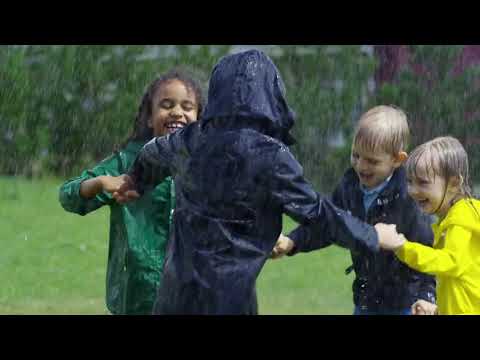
[{"xmin": 1, "ymin": 45, "xmax": 479, "ymax": 192}]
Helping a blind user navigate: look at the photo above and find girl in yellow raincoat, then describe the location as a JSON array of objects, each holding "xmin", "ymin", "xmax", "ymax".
[{"xmin": 378, "ymin": 136, "xmax": 480, "ymax": 315}]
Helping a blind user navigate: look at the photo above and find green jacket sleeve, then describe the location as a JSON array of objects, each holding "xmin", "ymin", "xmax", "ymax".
[{"xmin": 58, "ymin": 153, "xmax": 122, "ymax": 216}]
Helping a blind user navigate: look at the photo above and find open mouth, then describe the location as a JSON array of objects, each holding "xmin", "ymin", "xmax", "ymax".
[
  {"xmin": 359, "ymin": 172, "xmax": 373, "ymax": 182},
  {"xmin": 164, "ymin": 121, "xmax": 186, "ymax": 133}
]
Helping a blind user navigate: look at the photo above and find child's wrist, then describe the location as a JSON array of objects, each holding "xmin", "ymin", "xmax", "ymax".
[
  {"xmin": 80, "ymin": 177, "xmax": 106, "ymax": 199},
  {"xmin": 97, "ymin": 176, "xmax": 109, "ymax": 191},
  {"xmin": 286, "ymin": 240, "xmax": 298, "ymax": 256},
  {"xmin": 393, "ymin": 240, "xmax": 407, "ymax": 254}
]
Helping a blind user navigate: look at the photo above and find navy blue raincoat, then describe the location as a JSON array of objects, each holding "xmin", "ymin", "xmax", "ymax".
[{"xmin": 127, "ymin": 50, "xmax": 379, "ymax": 314}]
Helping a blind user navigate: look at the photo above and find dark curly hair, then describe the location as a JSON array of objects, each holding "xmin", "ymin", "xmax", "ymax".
[{"xmin": 127, "ymin": 68, "xmax": 205, "ymax": 144}]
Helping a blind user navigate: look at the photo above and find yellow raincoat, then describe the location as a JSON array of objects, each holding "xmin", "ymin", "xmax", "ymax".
[{"xmin": 395, "ymin": 198, "xmax": 480, "ymax": 315}]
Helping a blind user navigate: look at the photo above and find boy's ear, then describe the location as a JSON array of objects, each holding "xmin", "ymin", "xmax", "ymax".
[
  {"xmin": 449, "ymin": 175, "xmax": 463, "ymax": 189},
  {"xmin": 394, "ymin": 151, "xmax": 408, "ymax": 166}
]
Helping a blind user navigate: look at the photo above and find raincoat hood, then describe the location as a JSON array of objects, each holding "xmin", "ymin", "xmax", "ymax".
[{"xmin": 201, "ymin": 49, "xmax": 296, "ymax": 145}]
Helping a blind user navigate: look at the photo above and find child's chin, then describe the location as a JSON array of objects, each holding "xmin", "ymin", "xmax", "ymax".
[
  {"xmin": 360, "ymin": 179, "xmax": 378, "ymax": 189},
  {"xmin": 419, "ymin": 204, "xmax": 433, "ymax": 214}
]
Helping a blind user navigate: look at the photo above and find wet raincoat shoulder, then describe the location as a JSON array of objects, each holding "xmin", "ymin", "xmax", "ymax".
[
  {"xmin": 128, "ymin": 50, "xmax": 379, "ymax": 315},
  {"xmin": 59, "ymin": 141, "xmax": 174, "ymax": 315}
]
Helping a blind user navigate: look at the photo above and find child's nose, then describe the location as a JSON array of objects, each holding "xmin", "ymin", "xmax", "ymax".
[{"xmin": 170, "ymin": 106, "xmax": 183, "ymax": 118}]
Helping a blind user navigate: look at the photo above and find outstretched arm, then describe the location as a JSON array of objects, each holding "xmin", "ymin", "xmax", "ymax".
[
  {"xmin": 80, "ymin": 175, "xmax": 129, "ymax": 199},
  {"xmin": 394, "ymin": 226, "xmax": 473, "ymax": 278},
  {"xmin": 59, "ymin": 154, "xmax": 124, "ymax": 215},
  {"xmin": 283, "ymin": 184, "xmax": 345, "ymax": 256},
  {"xmin": 268, "ymin": 145, "xmax": 388, "ymax": 254}
]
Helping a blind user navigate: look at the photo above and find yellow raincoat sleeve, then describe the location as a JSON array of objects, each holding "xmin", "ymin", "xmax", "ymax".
[{"xmin": 395, "ymin": 225, "xmax": 473, "ymax": 278}]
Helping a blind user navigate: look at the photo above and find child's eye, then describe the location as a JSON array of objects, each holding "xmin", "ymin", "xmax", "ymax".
[
  {"xmin": 352, "ymin": 153, "xmax": 359, "ymax": 159},
  {"xmin": 159, "ymin": 100, "xmax": 174, "ymax": 109},
  {"xmin": 182, "ymin": 102, "xmax": 195, "ymax": 111},
  {"xmin": 368, "ymin": 160, "xmax": 379, "ymax": 166}
]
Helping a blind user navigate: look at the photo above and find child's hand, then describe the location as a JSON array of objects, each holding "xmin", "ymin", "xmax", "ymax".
[
  {"xmin": 271, "ymin": 233, "xmax": 294, "ymax": 259},
  {"xmin": 411, "ymin": 300, "xmax": 437, "ymax": 315},
  {"xmin": 100, "ymin": 175, "xmax": 129, "ymax": 193},
  {"xmin": 109, "ymin": 175, "xmax": 140, "ymax": 204},
  {"xmin": 375, "ymin": 223, "xmax": 406, "ymax": 251}
]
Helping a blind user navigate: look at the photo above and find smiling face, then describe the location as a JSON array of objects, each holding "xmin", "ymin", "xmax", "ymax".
[
  {"xmin": 406, "ymin": 156, "xmax": 460, "ymax": 218},
  {"xmin": 149, "ymin": 79, "xmax": 198, "ymax": 137},
  {"xmin": 351, "ymin": 143, "xmax": 405, "ymax": 189}
]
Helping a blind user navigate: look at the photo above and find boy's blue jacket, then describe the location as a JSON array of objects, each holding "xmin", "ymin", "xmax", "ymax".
[
  {"xmin": 289, "ymin": 167, "xmax": 437, "ymax": 311},
  {"xmin": 128, "ymin": 50, "xmax": 379, "ymax": 314}
]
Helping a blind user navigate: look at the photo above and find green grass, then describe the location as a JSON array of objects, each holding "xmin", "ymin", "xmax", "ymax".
[
  {"xmin": 0, "ymin": 176, "xmax": 110, "ymax": 314},
  {"xmin": 0, "ymin": 176, "xmax": 354, "ymax": 315}
]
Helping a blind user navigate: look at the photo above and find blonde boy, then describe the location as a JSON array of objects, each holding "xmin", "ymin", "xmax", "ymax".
[{"xmin": 275, "ymin": 106, "xmax": 437, "ymax": 315}]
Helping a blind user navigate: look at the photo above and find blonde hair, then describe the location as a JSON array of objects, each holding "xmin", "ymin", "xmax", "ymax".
[
  {"xmin": 406, "ymin": 136, "xmax": 473, "ymax": 199},
  {"xmin": 353, "ymin": 105, "xmax": 410, "ymax": 156}
]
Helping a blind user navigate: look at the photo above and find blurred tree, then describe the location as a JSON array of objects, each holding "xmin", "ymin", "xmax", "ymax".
[
  {"xmin": 273, "ymin": 45, "xmax": 376, "ymax": 192},
  {"xmin": 0, "ymin": 45, "xmax": 230, "ymax": 177},
  {"xmin": 3, "ymin": 45, "xmax": 478, "ymax": 195},
  {"xmin": 1, "ymin": 44, "xmax": 376, "ymax": 193},
  {"xmin": 0, "ymin": 46, "xmax": 37, "ymax": 176},
  {"xmin": 372, "ymin": 45, "xmax": 480, "ymax": 185}
]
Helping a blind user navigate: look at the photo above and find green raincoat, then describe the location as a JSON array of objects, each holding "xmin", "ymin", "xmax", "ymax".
[{"xmin": 59, "ymin": 141, "xmax": 174, "ymax": 314}]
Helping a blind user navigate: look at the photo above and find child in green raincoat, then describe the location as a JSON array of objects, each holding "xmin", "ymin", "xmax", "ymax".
[{"xmin": 59, "ymin": 69, "xmax": 204, "ymax": 314}]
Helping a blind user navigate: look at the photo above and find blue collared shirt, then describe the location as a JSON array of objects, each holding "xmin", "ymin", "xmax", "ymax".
[{"xmin": 360, "ymin": 174, "xmax": 393, "ymax": 213}]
